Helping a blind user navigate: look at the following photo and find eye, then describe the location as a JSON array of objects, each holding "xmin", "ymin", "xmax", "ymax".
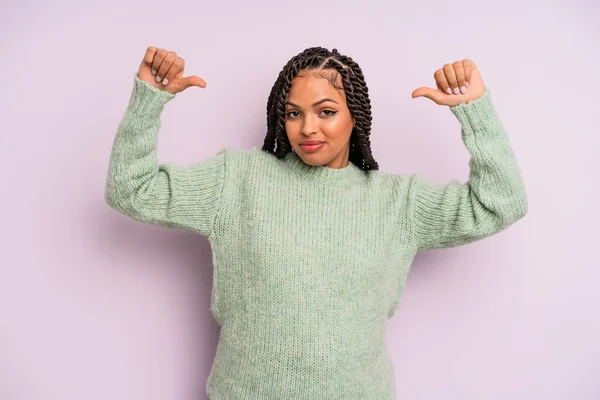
[{"xmin": 285, "ymin": 110, "xmax": 337, "ymax": 119}]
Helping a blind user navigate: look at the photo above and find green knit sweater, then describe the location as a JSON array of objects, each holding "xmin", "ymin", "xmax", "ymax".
[{"xmin": 105, "ymin": 73, "xmax": 528, "ymax": 399}]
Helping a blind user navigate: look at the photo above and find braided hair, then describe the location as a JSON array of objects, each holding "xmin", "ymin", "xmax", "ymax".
[{"xmin": 261, "ymin": 46, "xmax": 379, "ymax": 172}]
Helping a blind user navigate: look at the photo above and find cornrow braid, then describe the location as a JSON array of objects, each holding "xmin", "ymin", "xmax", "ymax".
[{"xmin": 261, "ymin": 46, "xmax": 379, "ymax": 172}]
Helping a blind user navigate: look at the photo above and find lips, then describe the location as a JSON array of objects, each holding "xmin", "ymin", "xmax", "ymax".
[
  {"xmin": 300, "ymin": 140, "xmax": 325, "ymax": 145},
  {"xmin": 299, "ymin": 142, "xmax": 325, "ymax": 153}
]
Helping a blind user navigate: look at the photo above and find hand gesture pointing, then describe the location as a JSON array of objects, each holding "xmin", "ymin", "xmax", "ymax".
[
  {"xmin": 137, "ymin": 46, "xmax": 207, "ymax": 95},
  {"xmin": 412, "ymin": 59, "xmax": 485, "ymax": 106}
]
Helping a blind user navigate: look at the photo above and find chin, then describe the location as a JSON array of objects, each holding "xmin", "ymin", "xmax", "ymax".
[{"xmin": 297, "ymin": 152, "xmax": 328, "ymax": 166}]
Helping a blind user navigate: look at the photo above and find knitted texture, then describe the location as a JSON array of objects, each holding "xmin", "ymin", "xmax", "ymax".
[{"xmin": 105, "ymin": 73, "xmax": 528, "ymax": 399}]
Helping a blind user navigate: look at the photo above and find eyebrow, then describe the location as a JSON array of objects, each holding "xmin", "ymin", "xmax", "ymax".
[{"xmin": 285, "ymin": 98, "xmax": 339, "ymax": 108}]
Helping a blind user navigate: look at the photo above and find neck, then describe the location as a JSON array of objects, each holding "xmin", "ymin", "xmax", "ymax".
[
  {"xmin": 282, "ymin": 151, "xmax": 367, "ymax": 186},
  {"xmin": 323, "ymin": 145, "xmax": 350, "ymax": 169}
]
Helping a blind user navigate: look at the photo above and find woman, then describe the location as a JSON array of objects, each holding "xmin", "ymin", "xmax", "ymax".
[{"xmin": 105, "ymin": 46, "xmax": 528, "ymax": 399}]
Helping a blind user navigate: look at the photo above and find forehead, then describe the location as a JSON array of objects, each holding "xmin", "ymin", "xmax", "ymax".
[{"xmin": 287, "ymin": 69, "xmax": 346, "ymax": 101}]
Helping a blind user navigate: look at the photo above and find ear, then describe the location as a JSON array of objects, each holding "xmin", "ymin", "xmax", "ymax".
[{"xmin": 353, "ymin": 118, "xmax": 356, "ymax": 127}]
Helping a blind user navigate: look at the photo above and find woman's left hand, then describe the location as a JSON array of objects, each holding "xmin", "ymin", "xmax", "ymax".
[{"xmin": 412, "ymin": 59, "xmax": 485, "ymax": 106}]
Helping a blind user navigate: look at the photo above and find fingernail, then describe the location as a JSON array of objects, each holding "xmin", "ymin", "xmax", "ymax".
[
  {"xmin": 162, "ymin": 78, "xmax": 169, "ymax": 86},
  {"xmin": 446, "ymin": 88, "xmax": 452, "ymax": 95},
  {"xmin": 155, "ymin": 75, "xmax": 161, "ymax": 82},
  {"xmin": 466, "ymin": 81, "xmax": 469, "ymax": 87},
  {"xmin": 460, "ymin": 86, "xmax": 466, "ymax": 94},
  {"xmin": 453, "ymin": 87, "xmax": 460, "ymax": 95},
  {"xmin": 152, "ymin": 69, "xmax": 156, "ymax": 76}
]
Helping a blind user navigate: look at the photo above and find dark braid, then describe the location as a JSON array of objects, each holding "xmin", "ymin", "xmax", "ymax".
[{"xmin": 261, "ymin": 46, "xmax": 379, "ymax": 172}]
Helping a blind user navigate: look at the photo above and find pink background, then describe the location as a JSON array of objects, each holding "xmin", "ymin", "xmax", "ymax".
[{"xmin": 1, "ymin": 0, "xmax": 599, "ymax": 399}]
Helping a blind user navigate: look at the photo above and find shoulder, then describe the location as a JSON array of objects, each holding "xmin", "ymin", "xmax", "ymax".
[
  {"xmin": 374, "ymin": 170, "xmax": 434, "ymax": 189},
  {"xmin": 218, "ymin": 146, "xmax": 277, "ymax": 165},
  {"xmin": 364, "ymin": 170, "xmax": 425, "ymax": 213},
  {"xmin": 215, "ymin": 146, "xmax": 281, "ymax": 179},
  {"xmin": 366, "ymin": 168, "xmax": 413, "ymax": 189}
]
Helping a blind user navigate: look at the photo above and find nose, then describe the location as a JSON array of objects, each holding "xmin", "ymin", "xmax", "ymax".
[{"xmin": 300, "ymin": 114, "xmax": 318, "ymax": 136}]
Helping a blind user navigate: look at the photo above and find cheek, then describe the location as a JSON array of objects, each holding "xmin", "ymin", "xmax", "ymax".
[
  {"xmin": 284, "ymin": 120, "xmax": 297, "ymax": 136},
  {"xmin": 284, "ymin": 116, "xmax": 352, "ymax": 140},
  {"xmin": 322, "ymin": 118, "xmax": 353, "ymax": 138}
]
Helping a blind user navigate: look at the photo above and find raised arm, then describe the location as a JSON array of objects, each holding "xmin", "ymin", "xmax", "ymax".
[
  {"xmin": 411, "ymin": 87, "xmax": 528, "ymax": 251},
  {"xmin": 105, "ymin": 47, "xmax": 225, "ymax": 237}
]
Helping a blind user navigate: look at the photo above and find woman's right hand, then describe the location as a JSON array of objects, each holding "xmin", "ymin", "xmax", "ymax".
[{"xmin": 137, "ymin": 46, "xmax": 207, "ymax": 95}]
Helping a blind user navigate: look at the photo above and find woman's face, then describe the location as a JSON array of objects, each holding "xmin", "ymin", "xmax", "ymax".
[{"xmin": 284, "ymin": 69, "xmax": 356, "ymax": 169}]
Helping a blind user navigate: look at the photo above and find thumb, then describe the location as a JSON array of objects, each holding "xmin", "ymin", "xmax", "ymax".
[
  {"xmin": 411, "ymin": 86, "xmax": 443, "ymax": 103},
  {"xmin": 178, "ymin": 75, "xmax": 207, "ymax": 90}
]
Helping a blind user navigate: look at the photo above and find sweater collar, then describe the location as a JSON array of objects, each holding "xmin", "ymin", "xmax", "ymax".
[{"xmin": 282, "ymin": 150, "xmax": 367, "ymax": 186}]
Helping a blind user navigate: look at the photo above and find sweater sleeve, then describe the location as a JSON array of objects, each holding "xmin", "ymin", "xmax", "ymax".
[
  {"xmin": 104, "ymin": 73, "xmax": 226, "ymax": 237},
  {"xmin": 411, "ymin": 87, "xmax": 528, "ymax": 251}
]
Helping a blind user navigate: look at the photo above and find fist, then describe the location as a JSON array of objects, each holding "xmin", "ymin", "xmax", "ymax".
[
  {"xmin": 412, "ymin": 59, "xmax": 485, "ymax": 106},
  {"xmin": 137, "ymin": 46, "xmax": 207, "ymax": 95}
]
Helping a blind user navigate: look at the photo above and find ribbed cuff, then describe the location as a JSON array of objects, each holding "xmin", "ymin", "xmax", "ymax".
[
  {"xmin": 449, "ymin": 87, "xmax": 501, "ymax": 139},
  {"xmin": 126, "ymin": 72, "xmax": 176, "ymax": 115}
]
